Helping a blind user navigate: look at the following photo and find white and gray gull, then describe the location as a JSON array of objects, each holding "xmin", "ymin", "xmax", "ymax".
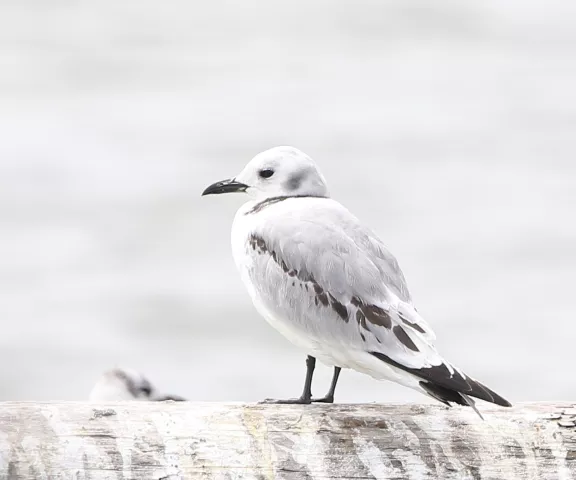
[{"xmin": 202, "ymin": 146, "xmax": 511, "ymax": 416}]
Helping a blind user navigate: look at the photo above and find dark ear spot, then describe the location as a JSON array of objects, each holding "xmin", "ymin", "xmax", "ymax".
[{"xmin": 285, "ymin": 172, "xmax": 304, "ymax": 191}]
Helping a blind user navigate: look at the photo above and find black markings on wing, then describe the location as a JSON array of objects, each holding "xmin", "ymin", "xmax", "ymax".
[
  {"xmin": 352, "ymin": 296, "xmax": 392, "ymax": 330},
  {"xmin": 250, "ymin": 234, "xmax": 393, "ymax": 333},
  {"xmin": 248, "ymin": 233, "xmax": 350, "ymax": 321},
  {"xmin": 329, "ymin": 293, "xmax": 348, "ymax": 321},
  {"xmin": 392, "ymin": 325, "xmax": 419, "ymax": 352},
  {"xmin": 398, "ymin": 312, "xmax": 426, "ymax": 334},
  {"xmin": 248, "ymin": 233, "xmax": 425, "ymax": 348},
  {"xmin": 370, "ymin": 351, "xmax": 512, "ymax": 407}
]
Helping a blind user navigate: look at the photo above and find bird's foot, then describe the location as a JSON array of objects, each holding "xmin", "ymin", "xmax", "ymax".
[
  {"xmin": 259, "ymin": 396, "xmax": 312, "ymax": 405},
  {"xmin": 311, "ymin": 395, "xmax": 334, "ymax": 404}
]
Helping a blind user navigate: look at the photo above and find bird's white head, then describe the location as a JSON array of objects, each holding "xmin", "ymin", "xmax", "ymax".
[{"xmin": 202, "ymin": 146, "xmax": 329, "ymax": 202}]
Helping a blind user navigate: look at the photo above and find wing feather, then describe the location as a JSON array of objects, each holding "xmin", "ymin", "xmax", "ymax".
[
  {"xmin": 237, "ymin": 196, "xmax": 510, "ymax": 408},
  {"xmin": 246, "ymin": 198, "xmax": 438, "ymax": 370}
]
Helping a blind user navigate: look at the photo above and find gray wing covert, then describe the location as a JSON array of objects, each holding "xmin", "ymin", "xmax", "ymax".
[{"xmin": 249, "ymin": 200, "xmax": 439, "ymax": 369}]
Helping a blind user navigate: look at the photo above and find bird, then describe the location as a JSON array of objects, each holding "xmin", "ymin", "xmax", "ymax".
[
  {"xmin": 88, "ymin": 367, "xmax": 185, "ymax": 402},
  {"xmin": 202, "ymin": 146, "xmax": 511, "ymax": 417}
]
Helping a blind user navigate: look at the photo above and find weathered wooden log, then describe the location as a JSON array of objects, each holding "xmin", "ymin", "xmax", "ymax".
[{"xmin": 0, "ymin": 402, "xmax": 575, "ymax": 479}]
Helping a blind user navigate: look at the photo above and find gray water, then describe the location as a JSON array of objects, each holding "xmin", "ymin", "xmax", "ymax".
[{"xmin": 0, "ymin": 0, "xmax": 575, "ymax": 403}]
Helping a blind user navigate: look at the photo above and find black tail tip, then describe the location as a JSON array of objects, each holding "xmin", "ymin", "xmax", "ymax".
[
  {"xmin": 420, "ymin": 380, "xmax": 512, "ymax": 409},
  {"xmin": 477, "ymin": 382, "xmax": 512, "ymax": 408}
]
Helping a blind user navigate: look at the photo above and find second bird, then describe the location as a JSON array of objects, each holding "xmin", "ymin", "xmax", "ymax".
[{"xmin": 202, "ymin": 146, "xmax": 511, "ymax": 417}]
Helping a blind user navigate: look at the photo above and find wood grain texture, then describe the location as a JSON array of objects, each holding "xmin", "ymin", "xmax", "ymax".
[{"xmin": 0, "ymin": 402, "xmax": 575, "ymax": 479}]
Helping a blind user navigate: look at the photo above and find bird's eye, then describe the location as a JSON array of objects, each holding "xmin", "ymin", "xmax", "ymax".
[{"xmin": 259, "ymin": 169, "xmax": 274, "ymax": 179}]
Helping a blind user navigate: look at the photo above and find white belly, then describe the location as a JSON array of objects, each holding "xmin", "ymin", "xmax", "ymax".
[{"xmin": 251, "ymin": 294, "xmax": 345, "ymax": 366}]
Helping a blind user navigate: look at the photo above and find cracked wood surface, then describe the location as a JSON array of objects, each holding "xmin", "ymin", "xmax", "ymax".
[{"xmin": 0, "ymin": 402, "xmax": 575, "ymax": 479}]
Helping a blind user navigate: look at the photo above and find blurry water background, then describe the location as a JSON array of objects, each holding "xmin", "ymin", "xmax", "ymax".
[{"xmin": 0, "ymin": 0, "xmax": 575, "ymax": 402}]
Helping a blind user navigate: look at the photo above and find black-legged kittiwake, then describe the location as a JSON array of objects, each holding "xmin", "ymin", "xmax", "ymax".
[{"xmin": 202, "ymin": 146, "xmax": 511, "ymax": 417}]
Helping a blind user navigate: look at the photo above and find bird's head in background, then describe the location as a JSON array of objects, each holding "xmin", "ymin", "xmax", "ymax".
[{"xmin": 88, "ymin": 367, "xmax": 185, "ymax": 402}]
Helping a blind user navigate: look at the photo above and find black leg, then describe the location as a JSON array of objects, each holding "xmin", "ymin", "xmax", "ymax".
[
  {"xmin": 312, "ymin": 366, "xmax": 341, "ymax": 403},
  {"xmin": 260, "ymin": 356, "xmax": 316, "ymax": 404}
]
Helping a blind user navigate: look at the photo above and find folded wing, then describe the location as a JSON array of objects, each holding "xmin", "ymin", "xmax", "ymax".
[{"xmin": 246, "ymin": 197, "xmax": 510, "ymax": 407}]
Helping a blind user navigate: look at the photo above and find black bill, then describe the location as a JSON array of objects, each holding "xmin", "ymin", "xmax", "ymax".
[{"xmin": 201, "ymin": 178, "xmax": 248, "ymax": 196}]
